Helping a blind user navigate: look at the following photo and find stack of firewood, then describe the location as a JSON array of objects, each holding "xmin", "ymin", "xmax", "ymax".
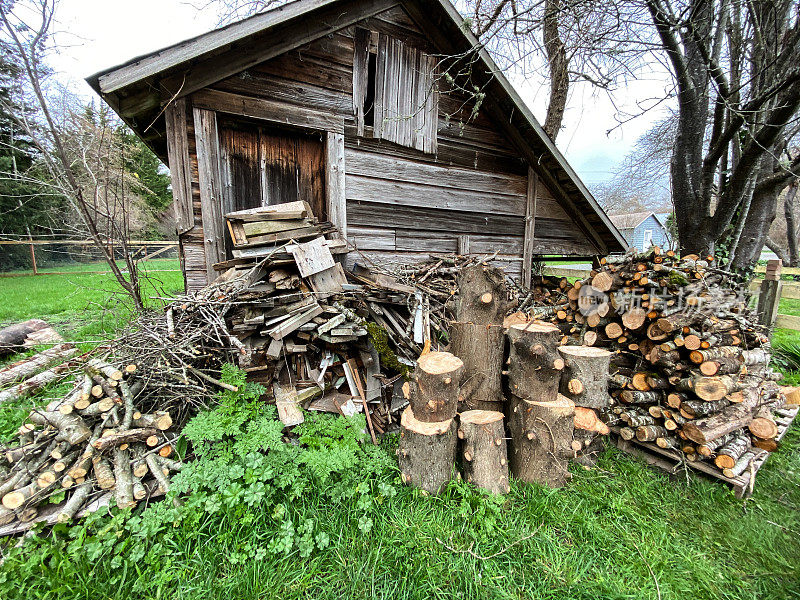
[
  {"xmin": 1, "ymin": 358, "xmax": 177, "ymax": 533},
  {"xmin": 533, "ymin": 247, "xmax": 788, "ymax": 480}
]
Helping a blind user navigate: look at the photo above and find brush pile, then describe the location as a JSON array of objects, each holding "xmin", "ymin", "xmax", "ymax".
[{"xmin": 533, "ymin": 247, "xmax": 791, "ymax": 483}]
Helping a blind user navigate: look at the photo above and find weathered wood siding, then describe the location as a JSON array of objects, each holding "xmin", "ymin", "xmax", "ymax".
[{"xmin": 174, "ymin": 4, "xmax": 598, "ymax": 289}]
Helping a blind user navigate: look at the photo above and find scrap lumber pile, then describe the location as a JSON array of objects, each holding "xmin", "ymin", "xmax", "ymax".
[
  {"xmin": 1, "ymin": 358, "xmax": 178, "ymax": 534},
  {"xmin": 532, "ymin": 247, "xmax": 794, "ymax": 492}
]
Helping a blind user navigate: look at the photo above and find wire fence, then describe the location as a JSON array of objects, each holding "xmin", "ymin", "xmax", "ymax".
[{"xmin": 0, "ymin": 239, "xmax": 180, "ymax": 277}]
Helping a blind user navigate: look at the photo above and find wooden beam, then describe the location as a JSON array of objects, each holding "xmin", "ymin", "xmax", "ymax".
[
  {"xmin": 325, "ymin": 132, "xmax": 347, "ymax": 238},
  {"xmin": 192, "ymin": 89, "xmax": 344, "ymax": 134},
  {"xmin": 164, "ymin": 98, "xmax": 194, "ymax": 235},
  {"xmin": 522, "ymin": 168, "xmax": 538, "ymax": 288},
  {"xmin": 192, "ymin": 107, "xmax": 227, "ymax": 280}
]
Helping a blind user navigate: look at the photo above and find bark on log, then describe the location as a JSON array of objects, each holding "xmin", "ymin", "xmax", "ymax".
[
  {"xmin": 0, "ymin": 319, "xmax": 49, "ymax": 356},
  {"xmin": 508, "ymin": 394, "xmax": 575, "ymax": 487},
  {"xmin": 458, "ymin": 410, "xmax": 510, "ymax": 494},
  {"xmin": 0, "ymin": 343, "xmax": 76, "ymax": 387},
  {"xmin": 449, "ymin": 322, "xmax": 504, "ymax": 411},
  {"xmin": 682, "ymin": 390, "xmax": 760, "ymax": 444},
  {"xmin": 398, "ymin": 407, "xmax": 456, "ymax": 494},
  {"xmin": 455, "ymin": 264, "xmax": 509, "ymax": 325},
  {"xmin": 506, "ymin": 322, "xmax": 564, "ymax": 403},
  {"xmin": 0, "ymin": 361, "xmax": 78, "ymax": 405},
  {"xmin": 28, "ymin": 410, "xmax": 91, "ymax": 446},
  {"xmin": 409, "ymin": 352, "xmax": 463, "ymax": 422},
  {"xmin": 557, "ymin": 346, "xmax": 612, "ymax": 409},
  {"xmin": 714, "ymin": 434, "xmax": 751, "ymax": 469},
  {"xmin": 92, "ymin": 428, "xmax": 159, "ymax": 453}
]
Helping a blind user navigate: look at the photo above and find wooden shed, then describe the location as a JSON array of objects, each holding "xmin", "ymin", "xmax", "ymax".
[{"xmin": 87, "ymin": 0, "xmax": 625, "ymax": 291}]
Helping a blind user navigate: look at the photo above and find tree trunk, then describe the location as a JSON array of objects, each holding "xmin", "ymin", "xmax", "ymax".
[
  {"xmin": 458, "ymin": 409, "xmax": 510, "ymax": 494},
  {"xmin": 682, "ymin": 389, "xmax": 762, "ymax": 444},
  {"xmin": 408, "ymin": 351, "xmax": 463, "ymax": 422},
  {"xmin": 785, "ymin": 181, "xmax": 799, "ymax": 266},
  {"xmin": 449, "ymin": 322, "xmax": 505, "ymax": 411},
  {"xmin": 506, "ymin": 322, "xmax": 564, "ymax": 403},
  {"xmin": 0, "ymin": 319, "xmax": 49, "ymax": 356},
  {"xmin": 542, "ymin": 0, "xmax": 569, "ymax": 140},
  {"xmin": 508, "ymin": 394, "xmax": 575, "ymax": 487},
  {"xmin": 557, "ymin": 346, "xmax": 612, "ymax": 409},
  {"xmin": 398, "ymin": 407, "xmax": 457, "ymax": 495}
]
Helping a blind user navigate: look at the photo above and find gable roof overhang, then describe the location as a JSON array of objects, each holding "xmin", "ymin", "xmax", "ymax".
[{"xmin": 86, "ymin": 0, "xmax": 626, "ymax": 254}]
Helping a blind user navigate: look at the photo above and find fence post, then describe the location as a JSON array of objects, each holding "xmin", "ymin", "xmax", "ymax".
[
  {"xmin": 756, "ymin": 259, "xmax": 782, "ymax": 334},
  {"xmin": 29, "ymin": 242, "xmax": 38, "ymax": 275}
]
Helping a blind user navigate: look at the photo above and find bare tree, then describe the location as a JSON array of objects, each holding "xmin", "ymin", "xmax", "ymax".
[
  {"xmin": 644, "ymin": 0, "xmax": 800, "ymax": 270},
  {"xmin": 0, "ymin": 0, "xmax": 146, "ymax": 309}
]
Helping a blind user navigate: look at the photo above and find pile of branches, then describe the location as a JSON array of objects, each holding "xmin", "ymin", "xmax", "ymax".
[
  {"xmin": 533, "ymin": 247, "xmax": 789, "ymax": 480},
  {"xmin": 0, "ymin": 277, "xmax": 252, "ymax": 535}
]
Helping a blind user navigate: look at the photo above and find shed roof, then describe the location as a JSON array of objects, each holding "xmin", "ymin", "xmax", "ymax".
[
  {"xmin": 86, "ymin": 0, "xmax": 626, "ymax": 254},
  {"xmin": 608, "ymin": 211, "xmax": 662, "ymax": 230}
]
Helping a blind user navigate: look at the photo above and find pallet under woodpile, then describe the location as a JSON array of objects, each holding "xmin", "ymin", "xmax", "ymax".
[{"xmin": 613, "ymin": 405, "xmax": 798, "ymax": 498}]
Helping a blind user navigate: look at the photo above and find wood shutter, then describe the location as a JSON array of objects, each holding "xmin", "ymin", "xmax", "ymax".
[{"xmin": 365, "ymin": 32, "xmax": 438, "ymax": 153}]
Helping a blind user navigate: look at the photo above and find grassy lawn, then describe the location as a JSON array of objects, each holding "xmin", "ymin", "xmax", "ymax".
[{"xmin": 0, "ymin": 265, "xmax": 799, "ymax": 600}]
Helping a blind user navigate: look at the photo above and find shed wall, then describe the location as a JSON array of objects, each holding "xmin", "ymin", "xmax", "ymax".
[{"xmin": 175, "ymin": 4, "xmax": 598, "ymax": 289}]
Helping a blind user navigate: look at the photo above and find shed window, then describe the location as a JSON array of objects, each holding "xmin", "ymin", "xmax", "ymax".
[{"xmin": 353, "ymin": 28, "xmax": 438, "ymax": 153}]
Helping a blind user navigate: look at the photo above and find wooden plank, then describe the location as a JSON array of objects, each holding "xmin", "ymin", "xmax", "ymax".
[
  {"xmin": 353, "ymin": 27, "xmax": 371, "ymax": 137},
  {"xmin": 192, "ymin": 107, "xmax": 227, "ymax": 278},
  {"xmin": 242, "ymin": 219, "xmax": 311, "ymax": 236},
  {"xmin": 213, "ymin": 72, "xmax": 351, "ymax": 117},
  {"xmin": 288, "ymin": 237, "xmax": 336, "ymax": 277},
  {"xmin": 325, "ymin": 132, "xmax": 347, "ymax": 238},
  {"xmin": 776, "ymin": 314, "xmax": 800, "ymax": 331},
  {"xmin": 344, "ymin": 149, "xmax": 528, "ymax": 196},
  {"xmin": 268, "ymin": 304, "xmax": 323, "ymax": 340},
  {"xmin": 373, "ymin": 30, "xmax": 388, "ymax": 139},
  {"xmin": 347, "ymin": 226, "xmax": 397, "ymax": 251},
  {"xmin": 192, "ymin": 89, "xmax": 344, "ymax": 134},
  {"xmin": 226, "ymin": 201, "xmax": 311, "ymax": 221},
  {"xmin": 345, "ymin": 174, "xmax": 526, "ymax": 215},
  {"xmin": 342, "ymin": 130, "xmax": 527, "ymax": 175},
  {"xmin": 347, "ymin": 200, "xmax": 524, "ymax": 236},
  {"xmin": 164, "ymin": 98, "xmax": 194, "ymax": 234},
  {"xmin": 522, "ymin": 168, "xmax": 538, "ymax": 288}
]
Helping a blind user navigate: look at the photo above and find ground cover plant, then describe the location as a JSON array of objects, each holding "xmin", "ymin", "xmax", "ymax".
[{"xmin": 0, "ymin": 269, "xmax": 798, "ymax": 600}]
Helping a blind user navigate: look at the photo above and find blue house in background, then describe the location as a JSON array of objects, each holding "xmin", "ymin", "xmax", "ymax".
[{"xmin": 608, "ymin": 211, "xmax": 672, "ymax": 251}]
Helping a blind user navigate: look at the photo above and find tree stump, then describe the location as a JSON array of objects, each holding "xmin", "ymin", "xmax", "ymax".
[
  {"xmin": 508, "ymin": 394, "xmax": 575, "ymax": 487},
  {"xmin": 455, "ymin": 264, "xmax": 509, "ymax": 324},
  {"xmin": 506, "ymin": 322, "xmax": 564, "ymax": 403},
  {"xmin": 449, "ymin": 322, "xmax": 505, "ymax": 411},
  {"xmin": 398, "ymin": 407, "xmax": 457, "ymax": 495},
  {"xmin": 458, "ymin": 410, "xmax": 509, "ymax": 494},
  {"xmin": 409, "ymin": 351, "xmax": 463, "ymax": 422},
  {"xmin": 557, "ymin": 346, "xmax": 612, "ymax": 409}
]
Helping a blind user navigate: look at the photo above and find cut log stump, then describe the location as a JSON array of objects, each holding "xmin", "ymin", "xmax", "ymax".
[
  {"xmin": 458, "ymin": 410, "xmax": 509, "ymax": 494},
  {"xmin": 455, "ymin": 264, "xmax": 509, "ymax": 325},
  {"xmin": 508, "ymin": 394, "xmax": 575, "ymax": 487},
  {"xmin": 557, "ymin": 346, "xmax": 612, "ymax": 409},
  {"xmin": 506, "ymin": 321, "xmax": 564, "ymax": 403},
  {"xmin": 409, "ymin": 351, "xmax": 463, "ymax": 422},
  {"xmin": 398, "ymin": 407, "xmax": 456, "ymax": 494},
  {"xmin": 449, "ymin": 322, "xmax": 504, "ymax": 411}
]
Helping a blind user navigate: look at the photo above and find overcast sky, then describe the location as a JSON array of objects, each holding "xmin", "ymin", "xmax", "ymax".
[{"xmin": 48, "ymin": 0, "xmax": 671, "ymax": 190}]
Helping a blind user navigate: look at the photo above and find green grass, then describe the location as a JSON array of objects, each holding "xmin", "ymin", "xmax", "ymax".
[
  {"xmin": 1, "ymin": 262, "xmax": 800, "ymax": 600},
  {"xmin": 0, "ymin": 259, "xmax": 184, "ymax": 342}
]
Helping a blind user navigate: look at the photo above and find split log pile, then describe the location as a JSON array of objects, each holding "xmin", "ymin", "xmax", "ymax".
[
  {"xmin": 534, "ymin": 247, "xmax": 793, "ymax": 486},
  {"xmin": 0, "ymin": 358, "xmax": 178, "ymax": 534}
]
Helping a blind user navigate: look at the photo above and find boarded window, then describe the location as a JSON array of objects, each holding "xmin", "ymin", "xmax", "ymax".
[{"xmin": 353, "ymin": 29, "xmax": 438, "ymax": 154}]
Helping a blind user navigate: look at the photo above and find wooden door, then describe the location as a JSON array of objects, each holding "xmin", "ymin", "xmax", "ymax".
[{"xmin": 219, "ymin": 120, "xmax": 325, "ymax": 251}]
